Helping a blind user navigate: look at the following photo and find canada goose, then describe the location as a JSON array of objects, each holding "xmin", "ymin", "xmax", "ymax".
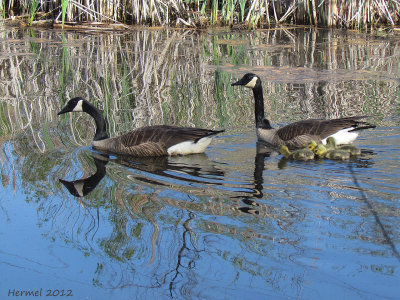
[
  {"xmin": 326, "ymin": 136, "xmax": 361, "ymax": 155},
  {"xmin": 278, "ymin": 145, "xmax": 315, "ymax": 161},
  {"xmin": 313, "ymin": 144, "xmax": 350, "ymax": 160},
  {"xmin": 307, "ymin": 140, "xmax": 318, "ymax": 151},
  {"xmin": 313, "ymin": 144, "xmax": 328, "ymax": 158},
  {"xmin": 231, "ymin": 73, "xmax": 375, "ymax": 149},
  {"xmin": 325, "ymin": 137, "xmax": 337, "ymax": 151},
  {"xmin": 325, "ymin": 149, "xmax": 351, "ymax": 160},
  {"xmin": 58, "ymin": 97, "xmax": 224, "ymax": 157},
  {"xmin": 338, "ymin": 144, "xmax": 361, "ymax": 156}
]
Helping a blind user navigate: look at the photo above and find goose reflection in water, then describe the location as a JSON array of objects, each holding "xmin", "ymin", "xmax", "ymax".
[
  {"xmin": 235, "ymin": 142, "xmax": 272, "ymax": 216},
  {"xmin": 59, "ymin": 151, "xmax": 225, "ymax": 198},
  {"xmin": 59, "ymin": 153, "xmax": 109, "ymax": 197}
]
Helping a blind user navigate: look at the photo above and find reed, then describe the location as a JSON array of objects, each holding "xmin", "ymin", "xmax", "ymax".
[
  {"xmin": 27, "ymin": 0, "xmax": 40, "ymax": 26},
  {"xmin": 1, "ymin": 0, "xmax": 399, "ymax": 28}
]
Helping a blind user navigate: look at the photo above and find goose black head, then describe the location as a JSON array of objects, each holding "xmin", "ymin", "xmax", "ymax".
[
  {"xmin": 58, "ymin": 97, "xmax": 86, "ymax": 115},
  {"xmin": 231, "ymin": 73, "xmax": 261, "ymax": 89}
]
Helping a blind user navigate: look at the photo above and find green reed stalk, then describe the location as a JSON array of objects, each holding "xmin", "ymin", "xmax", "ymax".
[
  {"xmin": 61, "ymin": 0, "xmax": 69, "ymax": 29},
  {"xmin": 201, "ymin": 0, "xmax": 206, "ymax": 15},
  {"xmin": 238, "ymin": 0, "xmax": 246, "ymax": 22},
  {"xmin": 211, "ymin": 0, "xmax": 218, "ymax": 24},
  {"xmin": 221, "ymin": 0, "xmax": 235, "ymax": 25},
  {"xmin": 28, "ymin": 0, "xmax": 40, "ymax": 26}
]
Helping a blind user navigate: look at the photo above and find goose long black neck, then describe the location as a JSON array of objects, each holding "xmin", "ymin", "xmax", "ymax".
[
  {"xmin": 253, "ymin": 84, "xmax": 271, "ymax": 129},
  {"xmin": 84, "ymin": 102, "xmax": 109, "ymax": 141}
]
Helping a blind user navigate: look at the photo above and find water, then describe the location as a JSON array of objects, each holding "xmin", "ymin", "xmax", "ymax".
[{"xmin": 0, "ymin": 25, "xmax": 399, "ymax": 299}]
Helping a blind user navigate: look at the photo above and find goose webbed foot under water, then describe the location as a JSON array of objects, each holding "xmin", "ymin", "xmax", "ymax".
[
  {"xmin": 231, "ymin": 73, "xmax": 376, "ymax": 149},
  {"xmin": 58, "ymin": 97, "xmax": 224, "ymax": 157}
]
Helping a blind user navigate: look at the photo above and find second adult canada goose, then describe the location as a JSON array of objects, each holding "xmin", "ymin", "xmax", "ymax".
[
  {"xmin": 231, "ymin": 73, "xmax": 375, "ymax": 149},
  {"xmin": 58, "ymin": 97, "xmax": 224, "ymax": 157}
]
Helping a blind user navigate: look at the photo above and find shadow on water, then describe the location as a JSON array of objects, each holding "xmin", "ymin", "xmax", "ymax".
[{"xmin": 348, "ymin": 164, "xmax": 400, "ymax": 262}]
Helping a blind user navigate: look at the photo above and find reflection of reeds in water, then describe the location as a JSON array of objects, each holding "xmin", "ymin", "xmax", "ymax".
[
  {"xmin": 0, "ymin": 27, "xmax": 399, "ymax": 157},
  {"xmin": 225, "ymin": 29, "xmax": 400, "ymax": 124}
]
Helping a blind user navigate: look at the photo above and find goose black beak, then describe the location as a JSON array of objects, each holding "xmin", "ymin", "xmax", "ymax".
[
  {"xmin": 231, "ymin": 78, "xmax": 245, "ymax": 86},
  {"xmin": 57, "ymin": 106, "xmax": 69, "ymax": 115}
]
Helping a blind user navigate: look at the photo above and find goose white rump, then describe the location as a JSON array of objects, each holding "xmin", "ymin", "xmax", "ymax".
[
  {"xmin": 167, "ymin": 137, "xmax": 213, "ymax": 156},
  {"xmin": 322, "ymin": 128, "xmax": 359, "ymax": 145}
]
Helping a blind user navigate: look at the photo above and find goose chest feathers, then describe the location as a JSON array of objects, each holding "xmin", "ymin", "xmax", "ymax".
[
  {"xmin": 232, "ymin": 73, "xmax": 375, "ymax": 149},
  {"xmin": 58, "ymin": 97, "xmax": 224, "ymax": 157}
]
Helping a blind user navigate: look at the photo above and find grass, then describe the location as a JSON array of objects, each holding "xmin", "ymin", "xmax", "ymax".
[{"xmin": 1, "ymin": 0, "xmax": 399, "ymax": 28}]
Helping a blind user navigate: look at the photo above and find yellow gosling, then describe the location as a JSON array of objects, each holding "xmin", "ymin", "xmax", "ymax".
[
  {"xmin": 307, "ymin": 140, "xmax": 318, "ymax": 151},
  {"xmin": 338, "ymin": 144, "xmax": 361, "ymax": 156},
  {"xmin": 314, "ymin": 144, "xmax": 328, "ymax": 158},
  {"xmin": 278, "ymin": 145, "xmax": 315, "ymax": 161},
  {"xmin": 325, "ymin": 149, "xmax": 351, "ymax": 160},
  {"xmin": 325, "ymin": 137, "xmax": 337, "ymax": 150}
]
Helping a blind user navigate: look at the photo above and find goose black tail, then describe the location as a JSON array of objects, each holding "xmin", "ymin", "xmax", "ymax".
[
  {"xmin": 349, "ymin": 124, "xmax": 376, "ymax": 132},
  {"xmin": 194, "ymin": 129, "xmax": 225, "ymax": 142}
]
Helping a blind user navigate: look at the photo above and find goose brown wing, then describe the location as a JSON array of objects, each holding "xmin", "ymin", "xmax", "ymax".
[
  {"xmin": 119, "ymin": 125, "xmax": 223, "ymax": 150},
  {"xmin": 276, "ymin": 116, "xmax": 370, "ymax": 142},
  {"xmin": 119, "ymin": 141, "xmax": 169, "ymax": 157}
]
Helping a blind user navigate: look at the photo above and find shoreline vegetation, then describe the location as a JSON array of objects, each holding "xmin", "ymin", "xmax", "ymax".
[{"xmin": 0, "ymin": 0, "xmax": 400, "ymax": 30}]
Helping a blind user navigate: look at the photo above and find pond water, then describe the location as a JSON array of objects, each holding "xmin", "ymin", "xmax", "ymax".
[{"xmin": 0, "ymin": 25, "xmax": 399, "ymax": 299}]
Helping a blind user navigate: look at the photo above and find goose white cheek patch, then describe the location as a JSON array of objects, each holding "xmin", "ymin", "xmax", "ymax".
[
  {"xmin": 245, "ymin": 77, "xmax": 258, "ymax": 88},
  {"xmin": 72, "ymin": 100, "xmax": 84, "ymax": 112}
]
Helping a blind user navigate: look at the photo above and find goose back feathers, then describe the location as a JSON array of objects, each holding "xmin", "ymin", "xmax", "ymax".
[
  {"xmin": 92, "ymin": 125, "xmax": 222, "ymax": 156},
  {"xmin": 232, "ymin": 73, "xmax": 375, "ymax": 149},
  {"xmin": 58, "ymin": 97, "xmax": 224, "ymax": 157}
]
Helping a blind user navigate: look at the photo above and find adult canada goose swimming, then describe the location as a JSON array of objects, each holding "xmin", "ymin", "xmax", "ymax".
[
  {"xmin": 58, "ymin": 97, "xmax": 224, "ymax": 157},
  {"xmin": 231, "ymin": 73, "xmax": 375, "ymax": 149}
]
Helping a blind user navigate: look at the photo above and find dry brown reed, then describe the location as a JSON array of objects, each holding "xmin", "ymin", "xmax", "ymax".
[{"xmin": 1, "ymin": 0, "xmax": 400, "ymax": 28}]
